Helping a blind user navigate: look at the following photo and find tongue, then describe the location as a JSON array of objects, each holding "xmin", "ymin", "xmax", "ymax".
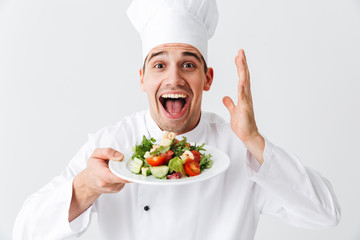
[{"xmin": 165, "ymin": 99, "xmax": 184, "ymax": 114}]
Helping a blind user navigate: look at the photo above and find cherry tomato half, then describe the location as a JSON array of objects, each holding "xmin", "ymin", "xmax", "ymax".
[
  {"xmin": 146, "ymin": 156, "xmax": 166, "ymax": 166},
  {"xmin": 191, "ymin": 150, "xmax": 201, "ymax": 162},
  {"xmin": 184, "ymin": 160, "xmax": 200, "ymax": 177},
  {"xmin": 160, "ymin": 150, "xmax": 174, "ymax": 165}
]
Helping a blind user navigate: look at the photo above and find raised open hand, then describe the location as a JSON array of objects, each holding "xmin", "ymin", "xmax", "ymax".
[
  {"xmin": 223, "ymin": 49, "xmax": 265, "ymax": 164},
  {"xmin": 223, "ymin": 49, "xmax": 258, "ymax": 141}
]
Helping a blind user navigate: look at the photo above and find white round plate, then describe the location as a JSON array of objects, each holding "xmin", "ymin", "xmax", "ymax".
[{"xmin": 109, "ymin": 145, "xmax": 230, "ymax": 185}]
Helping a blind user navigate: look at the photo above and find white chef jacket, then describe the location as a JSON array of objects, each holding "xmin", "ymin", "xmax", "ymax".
[{"xmin": 13, "ymin": 110, "xmax": 340, "ymax": 240}]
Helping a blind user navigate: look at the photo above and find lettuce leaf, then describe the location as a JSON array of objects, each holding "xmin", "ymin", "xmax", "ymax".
[
  {"xmin": 168, "ymin": 157, "xmax": 185, "ymax": 175},
  {"xmin": 131, "ymin": 135, "xmax": 155, "ymax": 161}
]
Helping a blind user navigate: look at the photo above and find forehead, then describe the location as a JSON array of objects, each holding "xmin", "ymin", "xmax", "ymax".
[{"xmin": 146, "ymin": 43, "xmax": 202, "ymax": 63}]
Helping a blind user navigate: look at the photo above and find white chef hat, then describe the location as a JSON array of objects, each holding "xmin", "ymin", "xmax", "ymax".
[{"xmin": 127, "ymin": 0, "xmax": 218, "ymax": 63}]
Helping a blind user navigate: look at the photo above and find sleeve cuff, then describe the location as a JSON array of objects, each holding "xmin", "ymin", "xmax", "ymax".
[
  {"xmin": 66, "ymin": 179, "xmax": 94, "ymax": 234},
  {"xmin": 69, "ymin": 204, "xmax": 94, "ymax": 233},
  {"xmin": 51, "ymin": 177, "xmax": 94, "ymax": 238}
]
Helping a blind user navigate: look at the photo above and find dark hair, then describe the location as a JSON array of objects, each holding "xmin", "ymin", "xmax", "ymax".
[{"xmin": 142, "ymin": 54, "xmax": 208, "ymax": 74}]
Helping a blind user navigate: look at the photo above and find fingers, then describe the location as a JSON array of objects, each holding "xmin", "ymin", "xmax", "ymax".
[
  {"xmin": 94, "ymin": 160, "xmax": 129, "ymax": 184},
  {"xmin": 106, "ymin": 173, "xmax": 131, "ymax": 185},
  {"xmin": 235, "ymin": 49, "xmax": 253, "ymax": 105},
  {"xmin": 242, "ymin": 50, "xmax": 253, "ymax": 104},
  {"xmin": 91, "ymin": 148, "xmax": 124, "ymax": 161},
  {"xmin": 235, "ymin": 49, "xmax": 246, "ymax": 79},
  {"xmin": 236, "ymin": 49, "xmax": 250, "ymax": 85}
]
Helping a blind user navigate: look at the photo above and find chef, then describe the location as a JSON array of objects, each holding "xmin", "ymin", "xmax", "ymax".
[{"xmin": 13, "ymin": 0, "xmax": 340, "ymax": 239}]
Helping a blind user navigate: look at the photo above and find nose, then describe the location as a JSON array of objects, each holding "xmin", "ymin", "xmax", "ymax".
[{"xmin": 163, "ymin": 64, "xmax": 185, "ymax": 87}]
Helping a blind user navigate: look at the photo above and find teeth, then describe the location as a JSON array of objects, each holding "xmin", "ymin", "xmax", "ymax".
[{"xmin": 161, "ymin": 93, "xmax": 187, "ymax": 99}]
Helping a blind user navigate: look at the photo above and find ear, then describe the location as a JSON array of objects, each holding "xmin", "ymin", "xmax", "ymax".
[
  {"xmin": 203, "ymin": 67, "xmax": 214, "ymax": 91},
  {"xmin": 139, "ymin": 68, "xmax": 146, "ymax": 92}
]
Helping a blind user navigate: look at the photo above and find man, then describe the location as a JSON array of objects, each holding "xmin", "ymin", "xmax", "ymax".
[{"xmin": 13, "ymin": 0, "xmax": 340, "ymax": 239}]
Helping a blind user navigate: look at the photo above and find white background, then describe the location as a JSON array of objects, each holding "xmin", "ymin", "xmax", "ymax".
[{"xmin": 1, "ymin": 0, "xmax": 359, "ymax": 239}]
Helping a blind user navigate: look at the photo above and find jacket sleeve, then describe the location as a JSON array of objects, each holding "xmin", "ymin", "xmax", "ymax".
[
  {"xmin": 246, "ymin": 137, "xmax": 341, "ymax": 229},
  {"xmin": 13, "ymin": 140, "xmax": 95, "ymax": 240}
]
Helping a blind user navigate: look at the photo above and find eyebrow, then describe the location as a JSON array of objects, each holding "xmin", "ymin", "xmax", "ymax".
[
  {"xmin": 182, "ymin": 51, "xmax": 202, "ymax": 63},
  {"xmin": 146, "ymin": 50, "xmax": 202, "ymax": 64},
  {"xmin": 147, "ymin": 51, "xmax": 167, "ymax": 63}
]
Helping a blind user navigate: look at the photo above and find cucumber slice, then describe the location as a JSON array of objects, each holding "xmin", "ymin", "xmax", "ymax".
[
  {"xmin": 131, "ymin": 158, "xmax": 143, "ymax": 174},
  {"xmin": 141, "ymin": 167, "xmax": 151, "ymax": 176},
  {"xmin": 150, "ymin": 165, "xmax": 169, "ymax": 179}
]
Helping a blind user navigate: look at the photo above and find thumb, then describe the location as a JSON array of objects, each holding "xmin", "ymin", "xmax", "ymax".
[
  {"xmin": 223, "ymin": 96, "xmax": 235, "ymax": 114},
  {"xmin": 91, "ymin": 148, "xmax": 124, "ymax": 161}
]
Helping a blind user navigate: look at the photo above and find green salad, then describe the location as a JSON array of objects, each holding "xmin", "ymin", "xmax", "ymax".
[{"xmin": 130, "ymin": 132, "xmax": 213, "ymax": 179}]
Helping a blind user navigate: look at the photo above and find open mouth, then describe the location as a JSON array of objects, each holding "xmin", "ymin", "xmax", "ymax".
[{"xmin": 159, "ymin": 93, "xmax": 189, "ymax": 117}]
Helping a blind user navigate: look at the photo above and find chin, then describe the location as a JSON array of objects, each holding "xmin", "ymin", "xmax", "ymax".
[
  {"xmin": 150, "ymin": 105, "xmax": 198, "ymax": 134},
  {"xmin": 159, "ymin": 113, "xmax": 199, "ymax": 134},
  {"xmin": 159, "ymin": 120, "xmax": 187, "ymax": 134}
]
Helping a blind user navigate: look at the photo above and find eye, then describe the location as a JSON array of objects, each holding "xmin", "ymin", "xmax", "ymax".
[
  {"xmin": 154, "ymin": 63, "xmax": 165, "ymax": 69},
  {"xmin": 183, "ymin": 62, "xmax": 195, "ymax": 68}
]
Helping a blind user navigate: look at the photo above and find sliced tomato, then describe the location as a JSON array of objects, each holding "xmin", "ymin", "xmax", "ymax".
[
  {"xmin": 184, "ymin": 160, "xmax": 200, "ymax": 177},
  {"xmin": 160, "ymin": 150, "xmax": 174, "ymax": 164},
  {"xmin": 191, "ymin": 150, "xmax": 201, "ymax": 162},
  {"xmin": 146, "ymin": 156, "xmax": 166, "ymax": 166}
]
